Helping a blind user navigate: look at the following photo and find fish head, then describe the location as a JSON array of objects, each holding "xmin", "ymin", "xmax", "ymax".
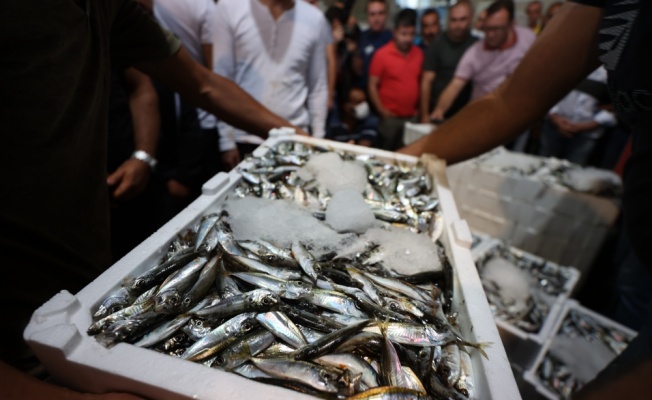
[
  {"xmin": 285, "ymin": 280, "xmax": 312, "ymax": 299},
  {"xmin": 249, "ymin": 289, "xmax": 281, "ymax": 309},
  {"xmin": 237, "ymin": 315, "xmax": 258, "ymax": 335},
  {"xmin": 154, "ymin": 290, "xmax": 181, "ymax": 314}
]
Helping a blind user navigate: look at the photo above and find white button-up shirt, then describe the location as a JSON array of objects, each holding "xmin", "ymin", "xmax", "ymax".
[
  {"xmin": 213, "ymin": 0, "xmax": 330, "ymax": 151},
  {"xmin": 550, "ymin": 67, "xmax": 616, "ymax": 139},
  {"xmin": 155, "ymin": 0, "xmax": 216, "ymax": 129}
]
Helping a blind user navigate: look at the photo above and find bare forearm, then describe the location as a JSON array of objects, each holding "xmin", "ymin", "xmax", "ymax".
[
  {"xmin": 400, "ymin": 3, "xmax": 602, "ymax": 163},
  {"xmin": 420, "ymin": 74, "xmax": 434, "ymax": 120},
  {"xmin": 136, "ymin": 48, "xmax": 290, "ymax": 138},
  {"xmin": 367, "ymin": 79, "xmax": 386, "ymax": 115},
  {"xmin": 433, "ymin": 81, "xmax": 461, "ymax": 116},
  {"xmin": 327, "ymin": 44, "xmax": 337, "ymax": 104},
  {"xmin": 125, "ymin": 69, "xmax": 159, "ymax": 156}
]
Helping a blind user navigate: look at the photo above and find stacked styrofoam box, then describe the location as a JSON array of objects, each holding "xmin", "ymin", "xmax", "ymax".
[
  {"xmin": 471, "ymin": 240, "xmax": 580, "ymax": 371},
  {"xmin": 24, "ymin": 136, "xmax": 520, "ymax": 400},
  {"xmin": 402, "ymin": 122, "xmax": 436, "ymax": 146},
  {"xmin": 523, "ymin": 300, "xmax": 636, "ymax": 400},
  {"xmin": 447, "ymin": 149, "xmax": 620, "ymax": 284}
]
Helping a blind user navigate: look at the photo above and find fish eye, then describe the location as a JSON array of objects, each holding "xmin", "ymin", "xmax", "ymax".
[
  {"xmin": 195, "ymin": 320, "xmax": 203, "ymax": 327},
  {"xmin": 262, "ymin": 296, "xmax": 273, "ymax": 305},
  {"xmin": 419, "ymin": 350, "xmax": 429, "ymax": 359},
  {"xmin": 242, "ymin": 322, "xmax": 253, "ymax": 331},
  {"xmin": 295, "ymin": 281, "xmax": 304, "ymax": 286},
  {"xmin": 389, "ymin": 303, "xmax": 399, "ymax": 311},
  {"xmin": 215, "ymin": 356, "xmax": 226, "ymax": 365},
  {"xmin": 183, "ymin": 297, "xmax": 192, "ymax": 306}
]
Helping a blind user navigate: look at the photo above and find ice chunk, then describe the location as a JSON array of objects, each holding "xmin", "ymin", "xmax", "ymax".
[
  {"xmin": 325, "ymin": 188, "xmax": 376, "ymax": 234},
  {"xmin": 549, "ymin": 334, "xmax": 617, "ymax": 382},
  {"xmin": 301, "ymin": 153, "xmax": 368, "ymax": 194},
  {"xmin": 341, "ymin": 227, "xmax": 442, "ymax": 274},
  {"xmin": 482, "ymin": 257, "xmax": 532, "ymax": 311},
  {"xmin": 225, "ymin": 197, "xmax": 351, "ymax": 251}
]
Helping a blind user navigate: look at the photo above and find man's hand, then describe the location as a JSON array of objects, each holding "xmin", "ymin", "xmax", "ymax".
[
  {"xmin": 107, "ymin": 159, "xmax": 151, "ymax": 203},
  {"xmin": 221, "ymin": 148, "xmax": 241, "ymax": 171},
  {"xmin": 166, "ymin": 179, "xmax": 191, "ymax": 205},
  {"xmin": 379, "ymin": 108, "xmax": 396, "ymax": 120},
  {"xmin": 430, "ymin": 108, "xmax": 445, "ymax": 122}
]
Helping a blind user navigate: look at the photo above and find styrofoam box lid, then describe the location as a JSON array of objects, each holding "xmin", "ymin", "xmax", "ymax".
[
  {"xmin": 522, "ymin": 299, "xmax": 638, "ymax": 400},
  {"xmin": 24, "ymin": 135, "xmax": 519, "ymax": 400}
]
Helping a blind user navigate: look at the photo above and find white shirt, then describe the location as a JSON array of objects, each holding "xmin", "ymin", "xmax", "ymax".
[
  {"xmin": 155, "ymin": 0, "xmax": 217, "ymax": 129},
  {"xmin": 213, "ymin": 0, "xmax": 330, "ymax": 151},
  {"xmin": 549, "ymin": 67, "xmax": 616, "ymax": 139}
]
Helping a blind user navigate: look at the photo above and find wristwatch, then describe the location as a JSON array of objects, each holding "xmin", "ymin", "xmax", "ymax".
[{"xmin": 131, "ymin": 150, "xmax": 158, "ymax": 171}]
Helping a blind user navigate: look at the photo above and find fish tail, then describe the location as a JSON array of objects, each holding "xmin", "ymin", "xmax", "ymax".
[{"xmin": 461, "ymin": 341, "xmax": 492, "ymax": 359}]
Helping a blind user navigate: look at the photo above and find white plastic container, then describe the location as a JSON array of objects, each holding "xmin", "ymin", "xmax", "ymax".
[
  {"xmin": 24, "ymin": 136, "xmax": 520, "ymax": 400},
  {"xmin": 472, "ymin": 240, "xmax": 580, "ymax": 370},
  {"xmin": 447, "ymin": 148, "xmax": 620, "ymax": 282},
  {"xmin": 523, "ymin": 299, "xmax": 636, "ymax": 400},
  {"xmin": 403, "ymin": 122, "xmax": 436, "ymax": 146}
]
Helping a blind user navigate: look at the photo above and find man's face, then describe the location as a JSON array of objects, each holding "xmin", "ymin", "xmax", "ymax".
[
  {"xmin": 526, "ymin": 2, "xmax": 542, "ymax": 26},
  {"xmin": 367, "ymin": 2, "xmax": 388, "ymax": 32},
  {"xmin": 483, "ymin": 9, "xmax": 512, "ymax": 49},
  {"xmin": 421, "ymin": 13, "xmax": 440, "ymax": 44},
  {"xmin": 448, "ymin": 4, "xmax": 472, "ymax": 42},
  {"xmin": 394, "ymin": 25, "xmax": 416, "ymax": 53}
]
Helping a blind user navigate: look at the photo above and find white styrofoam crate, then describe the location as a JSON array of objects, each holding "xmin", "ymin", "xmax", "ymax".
[
  {"xmin": 523, "ymin": 299, "xmax": 637, "ymax": 400},
  {"xmin": 449, "ymin": 150, "xmax": 620, "ymax": 277},
  {"xmin": 472, "ymin": 240, "xmax": 580, "ymax": 370},
  {"xmin": 402, "ymin": 122, "xmax": 436, "ymax": 146},
  {"xmin": 24, "ymin": 135, "xmax": 519, "ymax": 400}
]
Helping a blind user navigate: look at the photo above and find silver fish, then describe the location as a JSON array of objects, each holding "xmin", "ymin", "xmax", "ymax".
[
  {"xmin": 181, "ymin": 312, "xmax": 258, "ymax": 361},
  {"xmin": 256, "ymin": 311, "xmax": 308, "ymax": 349}
]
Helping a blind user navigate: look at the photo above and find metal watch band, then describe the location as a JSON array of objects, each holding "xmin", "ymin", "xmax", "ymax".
[{"xmin": 131, "ymin": 150, "xmax": 158, "ymax": 171}]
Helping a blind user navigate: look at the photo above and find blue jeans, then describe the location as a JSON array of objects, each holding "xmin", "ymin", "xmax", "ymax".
[{"xmin": 539, "ymin": 118, "xmax": 597, "ymax": 165}]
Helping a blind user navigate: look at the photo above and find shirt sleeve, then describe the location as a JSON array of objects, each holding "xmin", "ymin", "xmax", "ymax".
[
  {"xmin": 454, "ymin": 45, "xmax": 476, "ymax": 81},
  {"xmin": 212, "ymin": 0, "xmax": 239, "ymax": 151},
  {"xmin": 200, "ymin": 0, "xmax": 215, "ymax": 45},
  {"xmin": 307, "ymin": 17, "xmax": 330, "ymax": 138},
  {"xmin": 110, "ymin": 0, "xmax": 181, "ymax": 68}
]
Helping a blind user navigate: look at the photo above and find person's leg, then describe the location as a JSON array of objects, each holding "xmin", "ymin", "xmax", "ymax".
[
  {"xmin": 565, "ymin": 134, "xmax": 597, "ymax": 166},
  {"xmin": 539, "ymin": 118, "xmax": 565, "ymax": 158},
  {"xmin": 377, "ymin": 118, "xmax": 395, "ymax": 151},
  {"xmin": 611, "ymin": 227, "xmax": 652, "ymax": 331}
]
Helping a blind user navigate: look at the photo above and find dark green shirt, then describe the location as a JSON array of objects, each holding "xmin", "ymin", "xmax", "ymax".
[
  {"xmin": 422, "ymin": 32, "xmax": 477, "ymax": 117},
  {"xmin": 0, "ymin": 0, "xmax": 180, "ymax": 368}
]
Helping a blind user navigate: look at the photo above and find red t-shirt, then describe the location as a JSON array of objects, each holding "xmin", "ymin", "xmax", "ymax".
[{"xmin": 369, "ymin": 42, "xmax": 423, "ymax": 117}]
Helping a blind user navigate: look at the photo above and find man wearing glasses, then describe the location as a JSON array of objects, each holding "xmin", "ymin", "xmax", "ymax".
[{"xmin": 429, "ymin": 0, "xmax": 535, "ymax": 121}]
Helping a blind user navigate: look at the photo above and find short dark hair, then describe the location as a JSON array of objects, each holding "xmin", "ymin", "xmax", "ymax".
[
  {"xmin": 486, "ymin": 0, "xmax": 515, "ymax": 21},
  {"xmin": 395, "ymin": 8, "xmax": 417, "ymax": 29},
  {"xmin": 422, "ymin": 8, "xmax": 439, "ymax": 20},
  {"xmin": 325, "ymin": 6, "xmax": 346, "ymax": 26},
  {"xmin": 366, "ymin": 0, "xmax": 386, "ymax": 11}
]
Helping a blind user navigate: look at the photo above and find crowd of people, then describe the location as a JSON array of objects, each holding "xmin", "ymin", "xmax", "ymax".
[
  {"xmin": 105, "ymin": 0, "xmax": 632, "ymax": 261},
  {"xmin": 1, "ymin": 0, "xmax": 650, "ymax": 399}
]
